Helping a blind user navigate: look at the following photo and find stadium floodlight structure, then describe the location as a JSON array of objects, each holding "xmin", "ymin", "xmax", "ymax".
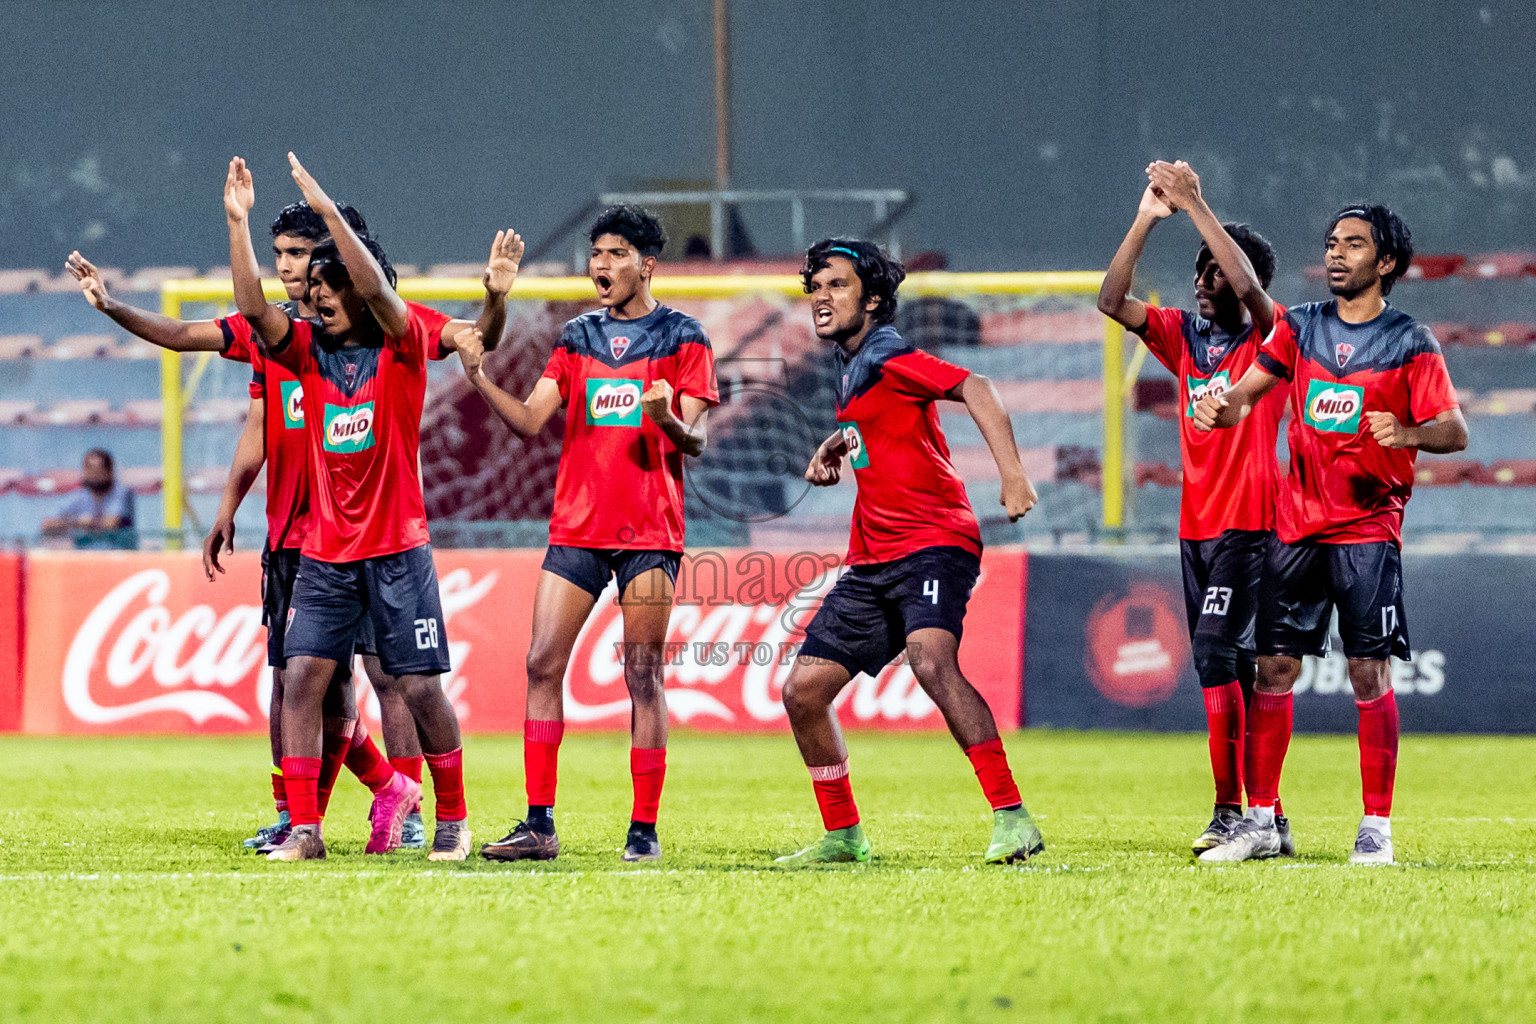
[{"xmin": 158, "ymin": 270, "xmax": 1135, "ymax": 546}]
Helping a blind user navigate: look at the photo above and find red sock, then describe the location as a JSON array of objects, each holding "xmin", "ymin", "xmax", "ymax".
[
  {"xmin": 1244, "ymin": 692, "xmax": 1293, "ymax": 808},
  {"xmin": 271, "ymin": 766, "xmax": 287, "ymax": 815},
  {"xmin": 809, "ymin": 760, "xmax": 860, "ymax": 831},
  {"xmin": 964, "ymin": 737, "xmax": 1023, "ymax": 810},
  {"xmin": 1357, "ymin": 691, "xmax": 1399, "ymax": 817},
  {"xmin": 315, "ymin": 718, "xmax": 355, "ymax": 817},
  {"xmin": 524, "ymin": 720, "xmax": 564, "ymax": 807},
  {"xmin": 281, "ymin": 756, "xmax": 322, "ymax": 826},
  {"xmin": 425, "ymin": 748, "xmax": 467, "ymax": 822},
  {"xmin": 1203, "ymin": 682, "xmax": 1246, "ymax": 807},
  {"xmin": 344, "ymin": 721, "xmax": 395, "ymax": 794},
  {"xmin": 630, "ymin": 747, "xmax": 667, "ymax": 824},
  {"xmin": 389, "ymin": 755, "xmax": 423, "ymax": 785}
]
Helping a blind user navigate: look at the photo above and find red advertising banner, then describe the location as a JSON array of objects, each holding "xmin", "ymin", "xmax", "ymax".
[
  {"xmin": 0, "ymin": 552, "xmax": 22, "ymax": 731},
  {"xmin": 18, "ymin": 547, "xmax": 1025, "ymax": 735}
]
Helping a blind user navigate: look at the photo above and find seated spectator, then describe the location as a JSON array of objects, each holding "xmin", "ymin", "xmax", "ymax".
[{"xmin": 40, "ymin": 448, "xmax": 138, "ymax": 549}]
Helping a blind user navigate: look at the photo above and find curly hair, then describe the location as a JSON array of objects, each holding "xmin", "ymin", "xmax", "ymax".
[
  {"xmin": 589, "ymin": 204, "xmax": 667, "ymax": 258},
  {"xmin": 801, "ymin": 238, "xmax": 907, "ymax": 326},
  {"xmin": 308, "ymin": 236, "xmax": 397, "ymax": 291},
  {"xmin": 1196, "ymin": 222, "xmax": 1277, "ymax": 289},
  {"xmin": 269, "ymin": 201, "xmax": 369, "ymax": 242},
  {"xmin": 1326, "ymin": 204, "xmax": 1414, "ymax": 294}
]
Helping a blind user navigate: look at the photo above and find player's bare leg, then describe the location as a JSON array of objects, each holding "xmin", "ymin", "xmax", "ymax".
[
  {"xmin": 905, "ymin": 627, "xmax": 1042, "ymax": 864},
  {"xmin": 246, "ymin": 668, "xmax": 291, "ymax": 849},
  {"xmin": 266, "ymin": 655, "xmax": 336, "ymax": 861},
  {"xmin": 388, "ymin": 672, "xmax": 468, "ymax": 860},
  {"xmin": 367, "ymin": 657, "xmax": 428, "ymax": 849},
  {"xmin": 776, "ymin": 657, "xmax": 869, "ymax": 866},
  {"xmin": 617, "ymin": 568, "xmax": 673, "ymax": 861},
  {"xmin": 481, "ymin": 572, "xmax": 594, "ymax": 862},
  {"xmin": 1202, "ymin": 654, "xmax": 1298, "ymax": 863},
  {"xmin": 1347, "ymin": 658, "xmax": 1397, "ymax": 865}
]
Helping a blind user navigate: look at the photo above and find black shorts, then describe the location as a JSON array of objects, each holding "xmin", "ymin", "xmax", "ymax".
[
  {"xmin": 800, "ymin": 545, "xmax": 981, "ymax": 679},
  {"xmin": 1257, "ymin": 537, "xmax": 1411, "ymax": 661},
  {"xmin": 261, "ymin": 543, "xmax": 377, "ymax": 667},
  {"xmin": 283, "ymin": 544, "xmax": 451, "ymax": 676},
  {"xmin": 1180, "ymin": 529, "xmax": 1268, "ymax": 684},
  {"xmin": 541, "ymin": 545, "xmax": 681, "ymax": 601},
  {"xmin": 260, "ymin": 544, "xmax": 302, "ymax": 668}
]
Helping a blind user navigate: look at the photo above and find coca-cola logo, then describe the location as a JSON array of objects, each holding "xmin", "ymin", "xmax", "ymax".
[{"xmin": 63, "ymin": 570, "xmax": 264, "ymax": 725}]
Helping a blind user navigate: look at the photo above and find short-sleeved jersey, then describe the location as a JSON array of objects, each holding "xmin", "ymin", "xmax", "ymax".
[
  {"xmin": 1141, "ymin": 305, "xmax": 1289, "ymax": 540},
  {"xmin": 541, "ymin": 304, "xmax": 718, "ymax": 551},
  {"xmin": 264, "ymin": 305, "xmax": 451, "ymax": 562},
  {"xmin": 220, "ymin": 301, "xmax": 452, "ymax": 552},
  {"xmin": 1257, "ymin": 300, "xmax": 1459, "ymax": 545},
  {"xmin": 833, "ymin": 326, "xmax": 980, "ymax": 565}
]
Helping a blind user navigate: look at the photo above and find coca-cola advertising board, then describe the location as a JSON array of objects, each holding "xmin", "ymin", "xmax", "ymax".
[
  {"xmin": 17, "ymin": 548, "xmax": 1025, "ymax": 735},
  {"xmin": 0, "ymin": 552, "xmax": 21, "ymax": 731}
]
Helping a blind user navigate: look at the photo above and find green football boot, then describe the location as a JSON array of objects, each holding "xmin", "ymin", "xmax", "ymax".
[
  {"xmin": 985, "ymin": 806, "xmax": 1045, "ymax": 864},
  {"xmin": 774, "ymin": 825, "xmax": 871, "ymax": 866},
  {"xmin": 243, "ymin": 810, "xmax": 290, "ymax": 850}
]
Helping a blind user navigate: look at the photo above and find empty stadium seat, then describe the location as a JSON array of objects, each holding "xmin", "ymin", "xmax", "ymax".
[
  {"xmin": 1135, "ymin": 462, "xmax": 1181, "ymax": 488},
  {"xmin": 48, "ymin": 334, "xmax": 119, "ymax": 359},
  {"xmin": 1489, "ymin": 460, "xmax": 1536, "ymax": 486},
  {"xmin": 0, "ymin": 401, "xmax": 36, "ymax": 425},
  {"xmin": 0, "ymin": 335, "xmax": 44, "ymax": 359},
  {"xmin": 1463, "ymin": 253, "xmax": 1536, "ymax": 280},
  {"xmin": 1414, "ymin": 460, "xmax": 1479, "ymax": 486},
  {"xmin": 1404, "ymin": 254, "xmax": 1467, "ymax": 280}
]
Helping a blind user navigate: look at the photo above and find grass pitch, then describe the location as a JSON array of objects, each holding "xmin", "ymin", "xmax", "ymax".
[{"xmin": 1, "ymin": 731, "xmax": 1533, "ymax": 1023}]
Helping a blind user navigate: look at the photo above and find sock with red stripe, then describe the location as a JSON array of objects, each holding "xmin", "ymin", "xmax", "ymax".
[
  {"xmin": 315, "ymin": 718, "xmax": 355, "ymax": 818},
  {"xmin": 1244, "ymin": 691, "xmax": 1293, "ymax": 811},
  {"xmin": 1357, "ymin": 690, "xmax": 1400, "ymax": 817},
  {"xmin": 964, "ymin": 737, "xmax": 1023, "ymax": 811},
  {"xmin": 389, "ymin": 755, "xmax": 423, "ymax": 785},
  {"xmin": 809, "ymin": 760, "xmax": 860, "ymax": 831},
  {"xmin": 630, "ymin": 747, "xmax": 667, "ymax": 825},
  {"xmin": 425, "ymin": 748, "xmax": 467, "ymax": 822},
  {"xmin": 343, "ymin": 721, "xmax": 396, "ymax": 795},
  {"xmin": 1203, "ymin": 681, "xmax": 1246, "ymax": 808},
  {"xmin": 280, "ymin": 756, "xmax": 322, "ymax": 827},
  {"xmin": 524, "ymin": 720, "xmax": 564, "ymax": 810},
  {"xmin": 270, "ymin": 765, "xmax": 287, "ymax": 816}
]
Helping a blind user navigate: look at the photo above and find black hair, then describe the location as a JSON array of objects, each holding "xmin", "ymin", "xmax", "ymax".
[
  {"xmin": 589, "ymin": 204, "xmax": 667, "ymax": 258},
  {"xmin": 801, "ymin": 238, "xmax": 907, "ymax": 326},
  {"xmin": 83, "ymin": 448, "xmax": 114, "ymax": 472},
  {"xmin": 308, "ymin": 236, "xmax": 398, "ymax": 291},
  {"xmin": 1325, "ymin": 204, "xmax": 1414, "ymax": 294},
  {"xmin": 269, "ymin": 201, "xmax": 370, "ymax": 241},
  {"xmin": 1196, "ymin": 222, "xmax": 1277, "ymax": 290}
]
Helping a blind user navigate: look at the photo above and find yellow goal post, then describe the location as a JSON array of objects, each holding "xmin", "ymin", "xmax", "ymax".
[{"xmin": 159, "ymin": 271, "xmax": 1131, "ymax": 545}]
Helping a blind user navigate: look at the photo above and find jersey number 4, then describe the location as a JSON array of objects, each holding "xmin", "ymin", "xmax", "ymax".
[
  {"xmin": 1202, "ymin": 587, "xmax": 1232, "ymax": 616},
  {"xmin": 923, "ymin": 579, "xmax": 940, "ymax": 605},
  {"xmin": 414, "ymin": 618, "xmax": 440, "ymax": 650}
]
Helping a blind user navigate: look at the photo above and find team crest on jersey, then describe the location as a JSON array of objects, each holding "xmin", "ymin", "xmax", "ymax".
[
  {"xmin": 1207, "ymin": 345, "xmax": 1226, "ymax": 360},
  {"xmin": 609, "ymin": 335, "xmax": 632, "ymax": 360},
  {"xmin": 586, "ymin": 378, "xmax": 643, "ymax": 426},
  {"xmin": 322, "ymin": 401, "xmax": 377, "ymax": 453},
  {"xmin": 279, "ymin": 380, "xmax": 305, "ymax": 429},
  {"xmin": 1335, "ymin": 342, "xmax": 1355, "ymax": 368},
  {"xmin": 838, "ymin": 421, "xmax": 869, "ymax": 469},
  {"xmin": 1185, "ymin": 371, "xmax": 1232, "ymax": 418},
  {"xmin": 1302, "ymin": 379, "xmax": 1364, "ymax": 434}
]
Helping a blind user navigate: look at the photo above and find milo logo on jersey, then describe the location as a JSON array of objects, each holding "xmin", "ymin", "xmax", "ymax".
[
  {"xmin": 279, "ymin": 380, "xmax": 304, "ymax": 429},
  {"xmin": 839, "ymin": 422, "xmax": 869, "ymax": 468},
  {"xmin": 322, "ymin": 402, "xmax": 376, "ymax": 453},
  {"xmin": 1303, "ymin": 379, "xmax": 1365, "ymax": 434},
  {"xmin": 1185, "ymin": 371, "xmax": 1231, "ymax": 418},
  {"xmin": 586, "ymin": 378, "xmax": 643, "ymax": 426}
]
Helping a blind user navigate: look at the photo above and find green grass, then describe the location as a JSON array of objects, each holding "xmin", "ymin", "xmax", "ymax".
[{"xmin": 2, "ymin": 732, "xmax": 1534, "ymax": 1023}]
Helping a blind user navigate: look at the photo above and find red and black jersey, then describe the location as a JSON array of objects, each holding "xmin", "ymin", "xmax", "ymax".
[
  {"xmin": 542, "ymin": 304, "xmax": 718, "ymax": 551},
  {"xmin": 264, "ymin": 305, "xmax": 452, "ymax": 562},
  {"xmin": 1141, "ymin": 305, "xmax": 1289, "ymax": 540},
  {"xmin": 1257, "ymin": 301, "xmax": 1459, "ymax": 545},
  {"xmin": 833, "ymin": 326, "xmax": 980, "ymax": 564}
]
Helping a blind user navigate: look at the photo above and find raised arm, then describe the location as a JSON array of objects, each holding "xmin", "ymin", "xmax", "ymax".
[
  {"xmin": 1191, "ymin": 363, "xmax": 1283, "ymax": 431},
  {"xmin": 64, "ymin": 252, "xmax": 225, "ymax": 352},
  {"xmin": 640, "ymin": 379, "xmax": 709, "ymax": 458},
  {"xmin": 953, "ymin": 373, "xmax": 1037, "ymax": 520},
  {"xmin": 440, "ymin": 230, "xmax": 524, "ymax": 354},
  {"xmin": 202, "ymin": 396, "xmax": 267, "ymax": 580},
  {"xmin": 1097, "ymin": 185, "xmax": 1175, "ymax": 332},
  {"xmin": 226, "ymin": 157, "xmax": 291, "ymax": 348},
  {"xmin": 1148, "ymin": 160, "xmax": 1276, "ymax": 335},
  {"xmin": 288, "ymin": 152, "xmax": 408, "ymax": 337},
  {"xmin": 454, "ymin": 327, "xmax": 563, "ymax": 438}
]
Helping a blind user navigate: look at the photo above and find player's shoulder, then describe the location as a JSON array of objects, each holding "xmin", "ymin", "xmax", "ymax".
[
  {"xmin": 1378, "ymin": 305, "xmax": 1440, "ymax": 355},
  {"xmin": 653, "ymin": 305, "xmax": 711, "ymax": 347},
  {"xmin": 862, "ymin": 325, "xmax": 917, "ymax": 365},
  {"xmin": 1284, "ymin": 300, "xmax": 1331, "ymax": 326}
]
